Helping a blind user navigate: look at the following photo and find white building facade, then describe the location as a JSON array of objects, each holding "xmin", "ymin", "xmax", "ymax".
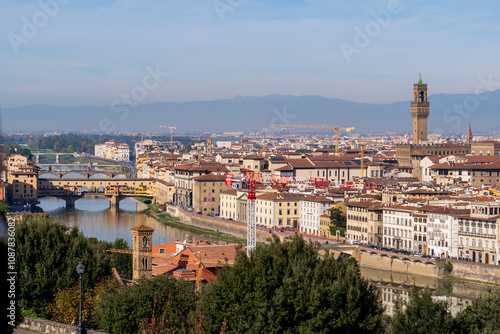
[
  {"xmin": 299, "ymin": 197, "xmax": 333, "ymax": 235},
  {"xmin": 95, "ymin": 140, "xmax": 130, "ymax": 162},
  {"xmin": 383, "ymin": 205, "xmax": 414, "ymax": 252}
]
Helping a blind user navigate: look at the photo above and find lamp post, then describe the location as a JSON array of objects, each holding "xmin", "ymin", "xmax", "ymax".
[{"xmin": 76, "ymin": 262, "xmax": 86, "ymax": 334}]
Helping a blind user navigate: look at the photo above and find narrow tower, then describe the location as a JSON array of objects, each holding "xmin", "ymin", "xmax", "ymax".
[
  {"xmin": 466, "ymin": 123, "xmax": 473, "ymax": 144},
  {"xmin": 411, "ymin": 74, "xmax": 430, "ymax": 144},
  {"xmin": 131, "ymin": 223, "xmax": 154, "ymax": 279},
  {"xmin": 207, "ymin": 138, "xmax": 213, "ymax": 156}
]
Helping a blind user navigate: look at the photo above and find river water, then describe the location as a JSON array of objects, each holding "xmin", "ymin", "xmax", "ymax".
[{"xmin": 37, "ymin": 197, "xmax": 220, "ymax": 247}]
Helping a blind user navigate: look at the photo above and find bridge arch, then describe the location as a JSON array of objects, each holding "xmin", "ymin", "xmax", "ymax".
[
  {"xmin": 90, "ymin": 173, "xmax": 111, "ymax": 179},
  {"xmin": 39, "ymin": 172, "xmax": 59, "ymax": 179},
  {"xmin": 61, "ymin": 172, "xmax": 87, "ymax": 179}
]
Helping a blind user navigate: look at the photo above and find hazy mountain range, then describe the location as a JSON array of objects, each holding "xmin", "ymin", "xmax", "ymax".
[{"xmin": 3, "ymin": 90, "xmax": 500, "ymax": 135}]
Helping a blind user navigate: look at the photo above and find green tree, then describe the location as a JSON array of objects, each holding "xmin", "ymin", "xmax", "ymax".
[
  {"xmin": 104, "ymin": 238, "xmax": 133, "ymax": 280},
  {"xmin": 47, "ymin": 276, "xmax": 120, "ymax": 330},
  {"xmin": 388, "ymin": 286, "xmax": 456, "ymax": 334},
  {"xmin": 330, "ymin": 207, "xmax": 346, "ymax": 228},
  {"xmin": 443, "ymin": 261, "xmax": 453, "ymax": 273},
  {"xmin": 16, "ymin": 215, "xmax": 111, "ymax": 316},
  {"xmin": 199, "ymin": 235, "xmax": 384, "ymax": 333},
  {"xmin": 97, "ymin": 275, "xmax": 198, "ymax": 334},
  {"xmin": 0, "ymin": 203, "xmax": 11, "ymax": 216},
  {"xmin": 455, "ymin": 288, "xmax": 500, "ymax": 334}
]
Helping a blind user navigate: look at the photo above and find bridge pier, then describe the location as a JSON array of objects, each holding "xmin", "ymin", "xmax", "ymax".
[
  {"xmin": 109, "ymin": 195, "xmax": 119, "ymax": 207},
  {"xmin": 55, "ymin": 154, "xmax": 60, "ymax": 164},
  {"xmin": 65, "ymin": 197, "xmax": 75, "ymax": 209},
  {"xmin": 35, "ymin": 155, "xmax": 40, "ymax": 164}
]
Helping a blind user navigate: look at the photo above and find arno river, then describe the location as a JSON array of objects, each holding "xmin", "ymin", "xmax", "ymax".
[{"xmin": 37, "ymin": 197, "xmax": 219, "ymax": 247}]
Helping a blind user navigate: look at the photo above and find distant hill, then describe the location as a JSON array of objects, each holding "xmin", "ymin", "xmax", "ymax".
[{"xmin": 2, "ymin": 90, "xmax": 500, "ymax": 134}]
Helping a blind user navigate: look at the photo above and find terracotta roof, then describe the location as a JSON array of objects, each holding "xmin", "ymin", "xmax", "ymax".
[
  {"xmin": 257, "ymin": 192, "xmax": 307, "ymax": 201},
  {"xmin": 431, "ymin": 161, "xmax": 500, "ymax": 170},
  {"xmin": 152, "ymin": 264, "xmax": 180, "ymax": 276},
  {"xmin": 220, "ymin": 189, "xmax": 239, "ymax": 195},
  {"xmin": 131, "ymin": 224, "xmax": 155, "ymax": 232},
  {"xmin": 464, "ymin": 156, "xmax": 500, "ymax": 163},
  {"xmin": 475, "ymin": 140, "xmax": 500, "ymax": 144},
  {"xmin": 175, "ymin": 244, "xmax": 240, "ymax": 267},
  {"xmin": 300, "ymin": 195, "xmax": 335, "ymax": 203},
  {"xmin": 275, "ymin": 165, "xmax": 293, "ymax": 171},
  {"xmin": 423, "ymin": 156, "xmax": 441, "ymax": 163},
  {"xmin": 429, "ymin": 208, "xmax": 469, "ymax": 215},
  {"xmin": 286, "ymin": 160, "xmax": 315, "ymax": 168},
  {"xmin": 243, "ymin": 155, "xmax": 264, "ymax": 160},
  {"xmin": 155, "ymin": 179, "xmax": 174, "ymax": 186},
  {"xmin": 193, "ymin": 174, "xmax": 226, "ymax": 181}
]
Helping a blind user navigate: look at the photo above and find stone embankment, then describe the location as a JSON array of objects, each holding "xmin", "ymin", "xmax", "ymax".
[
  {"xmin": 330, "ymin": 245, "xmax": 500, "ymax": 284},
  {"xmin": 165, "ymin": 205, "xmax": 271, "ymax": 243},
  {"xmin": 446, "ymin": 259, "xmax": 500, "ymax": 284},
  {"xmin": 19, "ymin": 318, "xmax": 106, "ymax": 334}
]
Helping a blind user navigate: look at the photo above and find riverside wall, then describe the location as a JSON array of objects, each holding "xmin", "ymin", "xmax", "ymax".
[
  {"xmin": 330, "ymin": 246, "xmax": 500, "ymax": 284},
  {"xmin": 329, "ymin": 246, "xmax": 444, "ymax": 278},
  {"xmin": 447, "ymin": 259, "xmax": 500, "ymax": 284},
  {"xmin": 165, "ymin": 205, "xmax": 271, "ymax": 243},
  {"xmin": 19, "ymin": 318, "xmax": 106, "ymax": 334}
]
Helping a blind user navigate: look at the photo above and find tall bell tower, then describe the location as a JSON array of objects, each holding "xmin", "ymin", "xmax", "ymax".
[
  {"xmin": 411, "ymin": 74, "xmax": 430, "ymax": 144},
  {"xmin": 131, "ymin": 223, "xmax": 154, "ymax": 280}
]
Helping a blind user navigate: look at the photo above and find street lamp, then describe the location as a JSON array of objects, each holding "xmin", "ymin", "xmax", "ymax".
[{"xmin": 76, "ymin": 262, "xmax": 86, "ymax": 334}]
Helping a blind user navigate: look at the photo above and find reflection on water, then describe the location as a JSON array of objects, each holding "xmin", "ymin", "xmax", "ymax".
[
  {"xmin": 360, "ymin": 267, "xmax": 491, "ymax": 315},
  {"xmin": 38, "ymin": 197, "xmax": 220, "ymax": 247}
]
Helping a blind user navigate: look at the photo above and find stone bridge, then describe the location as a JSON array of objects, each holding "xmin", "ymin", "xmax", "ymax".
[
  {"xmin": 32, "ymin": 152, "xmax": 79, "ymax": 164},
  {"xmin": 38, "ymin": 178, "xmax": 154, "ymax": 208},
  {"xmin": 39, "ymin": 170, "xmax": 130, "ymax": 179}
]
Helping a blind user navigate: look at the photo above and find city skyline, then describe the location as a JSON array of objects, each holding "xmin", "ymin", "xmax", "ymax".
[{"xmin": 2, "ymin": 0, "xmax": 500, "ymax": 108}]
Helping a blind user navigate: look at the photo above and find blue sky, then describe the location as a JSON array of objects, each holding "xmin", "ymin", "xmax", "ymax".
[{"xmin": 1, "ymin": 0, "xmax": 500, "ymax": 107}]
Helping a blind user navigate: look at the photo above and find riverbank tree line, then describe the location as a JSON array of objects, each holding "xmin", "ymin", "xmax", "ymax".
[
  {"xmin": 1, "ymin": 133, "xmax": 206, "ymax": 159},
  {"xmin": 7, "ymin": 215, "xmax": 500, "ymax": 333}
]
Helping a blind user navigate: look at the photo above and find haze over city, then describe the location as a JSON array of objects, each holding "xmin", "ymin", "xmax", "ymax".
[{"xmin": 2, "ymin": 0, "xmax": 500, "ymax": 109}]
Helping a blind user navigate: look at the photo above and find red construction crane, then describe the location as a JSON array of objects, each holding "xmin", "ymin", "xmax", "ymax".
[{"xmin": 225, "ymin": 172, "xmax": 340, "ymax": 256}]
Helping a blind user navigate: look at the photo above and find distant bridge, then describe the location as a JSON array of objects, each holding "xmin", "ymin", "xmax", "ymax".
[
  {"xmin": 32, "ymin": 152, "xmax": 79, "ymax": 164},
  {"xmin": 39, "ymin": 170, "xmax": 130, "ymax": 179},
  {"xmin": 38, "ymin": 178, "xmax": 154, "ymax": 208}
]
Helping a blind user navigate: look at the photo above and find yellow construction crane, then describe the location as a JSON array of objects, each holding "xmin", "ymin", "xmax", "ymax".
[
  {"xmin": 268, "ymin": 124, "xmax": 355, "ymax": 155},
  {"xmin": 360, "ymin": 140, "xmax": 380, "ymax": 178},
  {"xmin": 159, "ymin": 125, "xmax": 176, "ymax": 149}
]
